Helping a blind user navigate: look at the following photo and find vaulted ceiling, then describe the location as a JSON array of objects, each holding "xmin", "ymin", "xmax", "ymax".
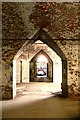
[{"xmin": 2, "ymin": 2, "xmax": 79, "ymax": 63}]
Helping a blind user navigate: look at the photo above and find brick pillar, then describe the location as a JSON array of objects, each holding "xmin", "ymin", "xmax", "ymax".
[
  {"xmin": 2, "ymin": 61, "xmax": 13, "ymax": 100},
  {"xmin": 61, "ymin": 60, "xmax": 68, "ymax": 98}
]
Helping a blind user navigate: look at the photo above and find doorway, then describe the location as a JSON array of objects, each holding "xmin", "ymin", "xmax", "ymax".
[
  {"xmin": 13, "ymin": 29, "xmax": 68, "ymax": 99},
  {"xmin": 30, "ymin": 50, "xmax": 53, "ymax": 82}
]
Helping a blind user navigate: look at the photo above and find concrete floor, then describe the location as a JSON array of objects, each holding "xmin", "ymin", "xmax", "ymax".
[
  {"xmin": 16, "ymin": 82, "xmax": 61, "ymax": 96},
  {"xmin": 1, "ymin": 82, "xmax": 79, "ymax": 118}
]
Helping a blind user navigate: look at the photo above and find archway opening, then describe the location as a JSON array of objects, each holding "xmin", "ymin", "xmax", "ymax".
[
  {"xmin": 13, "ymin": 41, "xmax": 62, "ymax": 98},
  {"xmin": 30, "ymin": 50, "xmax": 53, "ymax": 82},
  {"xmin": 36, "ymin": 55, "xmax": 48, "ymax": 78},
  {"xmin": 12, "ymin": 29, "xmax": 67, "ymax": 98},
  {"xmin": 37, "ymin": 55, "xmax": 48, "ymax": 78}
]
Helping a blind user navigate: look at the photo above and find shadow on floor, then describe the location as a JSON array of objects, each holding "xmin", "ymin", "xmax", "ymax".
[{"xmin": 2, "ymin": 92, "xmax": 79, "ymax": 119}]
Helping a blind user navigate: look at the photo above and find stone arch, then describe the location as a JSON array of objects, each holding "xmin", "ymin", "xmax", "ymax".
[
  {"xmin": 29, "ymin": 28, "xmax": 68, "ymax": 97},
  {"xmin": 30, "ymin": 49, "xmax": 53, "ymax": 82},
  {"xmin": 13, "ymin": 28, "xmax": 68, "ymax": 98}
]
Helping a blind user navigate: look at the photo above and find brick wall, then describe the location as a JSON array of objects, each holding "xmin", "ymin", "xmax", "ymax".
[{"xmin": 1, "ymin": 2, "xmax": 79, "ymax": 99}]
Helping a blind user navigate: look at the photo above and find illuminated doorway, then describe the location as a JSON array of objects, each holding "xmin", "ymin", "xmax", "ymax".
[
  {"xmin": 36, "ymin": 55, "xmax": 48, "ymax": 77},
  {"xmin": 13, "ymin": 28, "xmax": 68, "ymax": 99},
  {"xmin": 30, "ymin": 50, "xmax": 53, "ymax": 82}
]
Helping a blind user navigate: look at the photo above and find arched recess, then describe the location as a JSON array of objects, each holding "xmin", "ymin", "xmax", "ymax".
[
  {"xmin": 13, "ymin": 28, "xmax": 68, "ymax": 98},
  {"xmin": 28, "ymin": 28, "xmax": 68, "ymax": 97},
  {"xmin": 30, "ymin": 50, "xmax": 53, "ymax": 82}
]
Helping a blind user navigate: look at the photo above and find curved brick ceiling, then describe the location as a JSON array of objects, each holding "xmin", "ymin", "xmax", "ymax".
[
  {"xmin": 17, "ymin": 2, "xmax": 79, "ymax": 39},
  {"xmin": 29, "ymin": 2, "xmax": 79, "ymax": 39},
  {"xmin": 2, "ymin": 2, "xmax": 79, "ymax": 62},
  {"xmin": 2, "ymin": 2, "xmax": 79, "ymax": 40},
  {"xmin": 2, "ymin": 2, "xmax": 28, "ymax": 62}
]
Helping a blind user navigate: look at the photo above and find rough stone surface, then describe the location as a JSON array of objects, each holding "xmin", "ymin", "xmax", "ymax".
[
  {"xmin": 29, "ymin": 2, "xmax": 79, "ymax": 39},
  {"xmin": 2, "ymin": 2, "xmax": 80, "ymax": 99},
  {"xmin": 15, "ymin": 40, "xmax": 62, "ymax": 84}
]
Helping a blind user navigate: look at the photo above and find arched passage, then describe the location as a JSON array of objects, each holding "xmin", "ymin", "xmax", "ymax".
[
  {"xmin": 13, "ymin": 28, "xmax": 68, "ymax": 98},
  {"xmin": 29, "ymin": 28, "xmax": 68, "ymax": 97},
  {"xmin": 30, "ymin": 50, "xmax": 53, "ymax": 82}
]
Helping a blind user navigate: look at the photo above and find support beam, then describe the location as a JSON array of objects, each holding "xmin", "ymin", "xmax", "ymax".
[{"xmin": 61, "ymin": 60, "xmax": 68, "ymax": 98}]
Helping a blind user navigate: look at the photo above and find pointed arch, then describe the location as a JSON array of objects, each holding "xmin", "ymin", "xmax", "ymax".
[
  {"xmin": 30, "ymin": 49, "xmax": 53, "ymax": 63},
  {"xmin": 29, "ymin": 28, "xmax": 66, "ymax": 60},
  {"xmin": 30, "ymin": 49, "xmax": 53, "ymax": 82},
  {"xmin": 29, "ymin": 28, "xmax": 68, "ymax": 97},
  {"xmin": 13, "ymin": 28, "xmax": 68, "ymax": 98}
]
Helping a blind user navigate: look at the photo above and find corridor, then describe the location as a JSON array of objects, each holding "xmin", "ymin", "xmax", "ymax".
[
  {"xmin": 1, "ymin": 2, "xmax": 79, "ymax": 119},
  {"xmin": 16, "ymin": 82, "xmax": 61, "ymax": 97},
  {"xmin": 2, "ymin": 82, "xmax": 79, "ymax": 118}
]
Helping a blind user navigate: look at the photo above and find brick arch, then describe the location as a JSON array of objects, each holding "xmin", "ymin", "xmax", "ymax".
[
  {"xmin": 29, "ymin": 28, "xmax": 68, "ymax": 97},
  {"xmin": 30, "ymin": 49, "xmax": 53, "ymax": 82},
  {"xmin": 30, "ymin": 49, "xmax": 53, "ymax": 62},
  {"xmin": 13, "ymin": 28, "xmax": 68, "ymax": 98}
]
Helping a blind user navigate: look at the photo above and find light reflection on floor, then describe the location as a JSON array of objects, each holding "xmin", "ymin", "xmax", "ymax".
[{"xmin": 1, "ymin": 82, "xmax": 79, "ymax": 118}]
